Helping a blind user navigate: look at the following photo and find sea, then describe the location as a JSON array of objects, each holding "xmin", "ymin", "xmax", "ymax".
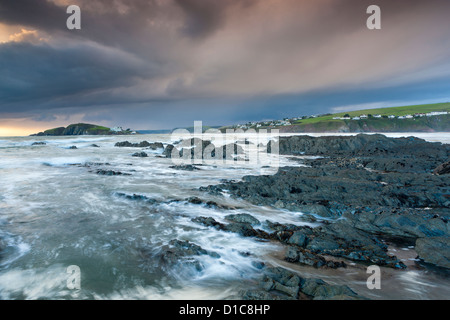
[{"xmin": 0, "ymin": 132, "xmax": 449, "ymax": 300}]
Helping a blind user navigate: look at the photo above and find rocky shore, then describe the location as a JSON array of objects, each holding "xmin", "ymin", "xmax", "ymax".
[
  {"xmin": 192, "ymin": 134, "xmax": 450, "ymax": 299},
  {"xmin": 16, "ymin": 133, "xmax": 447, "ymax": 300}
]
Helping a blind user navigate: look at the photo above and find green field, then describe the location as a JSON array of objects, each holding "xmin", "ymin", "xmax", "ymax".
[
  {"xmin": 221, "ymin": 102, "xmax": 450, "ymax": 133},
  {"xmin": 293, "ymin": 102, "xmax": 450, "ymax": 125}
]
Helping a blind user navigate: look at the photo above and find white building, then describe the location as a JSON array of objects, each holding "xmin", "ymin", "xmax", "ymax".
[
  {"xmin": 388, "ymin": 115, "xmax": 396, "ymax": 119},
  {"xmin": 426, "ymin": 111, "xmax": 448, "ymax": 116},
  {"xmin": 373, "ymin": 114, "xmax": 382, "ymax": 118},
  {"xmin": 111, "ymin": 126, "xmax": 123, "ymax": 132}
]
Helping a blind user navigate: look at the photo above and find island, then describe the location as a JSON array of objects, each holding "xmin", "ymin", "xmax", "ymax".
[{"xmin": 30, "ymin": 123, "xmax": 137, "ymax": 136}]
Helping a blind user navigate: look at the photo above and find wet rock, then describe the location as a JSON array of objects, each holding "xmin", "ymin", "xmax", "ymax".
[
  {"xmin": 285, "ymin": 246, "xmax": 346, "ymax": 269},
  {"xmin": 242, "ymin": 266, "xmax": 361, "ymax": 300},
  {"xmin": 96, "ymin": 170, "xmax": 131, "ymax": 176},
  {"xmin": 169, "ymin": 165, "xmax": 200, "ymax": 171},
  {"xmin": 433, "ymin": 161, "xmax": 450, "ymax": 175},
  {"xmin": 223, "ymin": 223, "xmax": 259, "ymax": 237},
  {"xmin": 31, "ymin": 142, "xmax": 46, "ymax": 146},
  {"xmin": 132, "ymin": 152, "xmax": 148, "ymax": 157},
  {"xmin": 251, "ymin": 261, "xmax": 266, "ymax": 269},
  {"xmin": 343, "ymin": 207, "xmax": 449, "ymax": 239},
  {"xmin": 115, "ymin": 141, "xmax": 160, "ymax": 148},
  {"xmin": 115, "ymin": 192, "xmax": 158, "ymax": 204},
  {"xmin": 241, "ymin": 290, "xmax": 287, "ymax": 300},
  {"xmin": 191, "ymin": 216, "xmax": 224, "ymax": 229},
  {"xmin": 157, "ymin": 239, "xmax": 221, "ymax": 272},
  {"xmin": 184, "ymin": 197, "xmax": 236, "ymax": 210},
  {"xmin": 415, "ymin": 237, "xmax": 450, "ymax": 269},
  {"xmin": 69, "ymin": 146, "xmax": 77, "ymax": 149},
  {"xmin": 162, "ymin": 144, "xmax": 176, "ymax": 158},
  {"xmin": 287, "ymin": 231, "xmax": 308, "ymax": 247},
  {"xmin": 301, "ymin": 278, "xmax": 357, "ymax": 300},
  {"xmin": 224, "ymin": 213, "xmax": 260, "ymax": 226},
  {"xmin": 162, "ymin": 139, "xmax": 244, "ymax": 161},
  {"xmin": 146, "ymin": 142, "xmax": 164, "ymax": 150},
  {"xmin": 199, "ymin": 134, "xmax": 449, "ymax": 272},
  {"xmin": 191, "ymin": 216, "xmax": 269, "ymax": 239}
]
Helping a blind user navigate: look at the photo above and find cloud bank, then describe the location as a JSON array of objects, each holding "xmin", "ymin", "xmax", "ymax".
[{"xmin": 0, "ymin": 0, "xmax": 450, "ymax": 131}]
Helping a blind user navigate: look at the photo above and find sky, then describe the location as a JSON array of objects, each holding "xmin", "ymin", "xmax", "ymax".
[{"xmin": 0, "ymin": 0, "xmax": 450, "ymax": 136}]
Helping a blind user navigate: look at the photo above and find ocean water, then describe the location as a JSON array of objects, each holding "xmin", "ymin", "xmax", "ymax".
[{"xmin": 0, "ymin": 133, "xmax": 449, "ymax": 300}]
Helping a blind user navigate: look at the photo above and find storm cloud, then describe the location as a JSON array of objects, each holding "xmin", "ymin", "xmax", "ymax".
[{"xmin": 1, "ymin": 0, "xmax": 450, "ymax": 131}]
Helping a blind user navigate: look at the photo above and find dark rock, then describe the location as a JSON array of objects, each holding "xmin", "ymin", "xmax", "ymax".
[
  {"xmin": 301, "ymin": 278, "xmax": 357, "ymax": 300},
  {"xmin": 146, "ymin": 142, "xmax": 164, "ymax": 150},
  {"xmin": 433, "ymin": 161, "xmax": 450, "ymax": 175},
  {"xmin": 342, "ymin": 208, "xmax": 449, "ymax": 239},
  {"xmin": 224, "ymin": 213, "xmax": 260, "ymax": 226},
  {"xmin": 90, "ymin": 144, "xmax": 100, "ymax": 147},
  {"xmin": 223, "ymin": 223, "xmax": 259, "ymax": 237},
  {"xmin": 251, "ymin": 261, "xmax": 266, "ymax": 269},
  {"xmin": 162, "ymin": 139, "xmax": 245, "ymax": 161},
  {"xmin": 287, "ymin": 231, "xmax": 308, "ymax": 247},
  {"xmin": 241, "ymin": 266, "xmax": 361, "ymax": 300},
  {"xmin": 132, "ymin": 152, "xmax": 148, "ymax": 157},
  {"xmin": 191, "ymin": 216, "xmax": 269, "ymax": 239},
  {"xmin": 69, "ymin": 146, "xmax": 77, "ymax": 149},
  {"xmin": 285, "ymin": 246, "xmax": 346, "ymax": 269},
  {"xmin": 96, "ymin": 170, "xmax": 131, "ymax": 176},
  {"xmin": 157, "ymin": 239, "xmax": 221, "ymax": 273},
  {"xmin": 169, "ymin": 165, "xmax": 201, "ymax": 171},
  {"xmin": 241, "ymin": 290, "xmax": 287, "ymax": 300},
  {"xmin": 31, "ymin": 142, "xmax": 46, "ymax": 146},
  {"xmin": 184, "ymin": 197, "xmax": 237, "ymax": 210},
  {"xmin": 162, "ymin": 144, "xmax": 176, "ymax": 158},
  {"xmin": 191, "ymin": 216, "xmax": 224, "ymax": 229},
  {"xmin": 415, "ymin": 237, "xmax": 450, "ymax": 269},
  {"xmin": 115, "ymin": 141, "xmax": 154, "ymax": 148},
  {"xmin": 115, "ymin": 192, "xmax": 157, "ymax": 204}
]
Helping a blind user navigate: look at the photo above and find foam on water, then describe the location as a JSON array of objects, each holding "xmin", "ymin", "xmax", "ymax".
[{"xmin": 0, "ymin": 133, "xmax": 449, "ymax": 300}]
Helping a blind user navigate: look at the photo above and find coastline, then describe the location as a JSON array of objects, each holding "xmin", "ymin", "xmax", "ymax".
[{"xmin": 0, "ymin": 132, "xmax": 449, "ymax": 300}]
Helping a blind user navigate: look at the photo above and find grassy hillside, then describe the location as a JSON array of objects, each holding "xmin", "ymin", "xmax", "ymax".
[
  {"xmin": 232, "ymin": 102, "xmax": 450, "ymax": 133},
  {"xmin": 293, "ymin": 103, "xmax": 450, "ymax": 125},
  {"xmin": 32, "ymin": 123, "xmax": 133, "ymax": 136}
]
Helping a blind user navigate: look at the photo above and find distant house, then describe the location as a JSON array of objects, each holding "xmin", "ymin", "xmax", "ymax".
[
  {"xmin": 388, "ymin": 115, "xmax": 396, "ymax": 119},
  {"xmin": 360, "ymin": 114, "xmax": 368, "ymax": 119},
  {"xmin": 373, "ymin": 114, "xmax": 382, "ymax": 118},
  {"xmin": 414, "ymin": 113, "xmax": 426, "ymax": 117},
  {"xmin": 352, "ymin": 117, "xmax": 361, "ymax": 120},
  {"xmin": 332, "ymin": 117, "xmax": 341, "ymax": 120},
  {"xmin": 427, "ymin": 111, "xmax": 448, "ymax": 116},
  {"xmin": 405, "ymin": 115, "xmax": 413, "ymax": 119},
  {"xmin": 398, "ymin": 116, "xmax": 406, "ymax": 119},
  {"xmin": 111, "ymin": 126, "xmax": 123, "ymax": 132}
]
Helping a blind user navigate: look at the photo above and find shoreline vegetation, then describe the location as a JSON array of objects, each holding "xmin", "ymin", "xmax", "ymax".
[{"xmin": 30, "ymin": 123, "xmax": 137, "ymax": 136}]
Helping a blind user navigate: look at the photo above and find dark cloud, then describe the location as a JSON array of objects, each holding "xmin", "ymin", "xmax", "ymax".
[
  {"xmin": 0, "ymin": 0, "xmax": 450, "ymax": 130},
  {"xmin": 0, "ymin": 0, "xmax": 65, "ymax": 30},
  {"xmin": 0, "ymin": 41, "xmax": 153, "ymax": 110},
  {"xmin": 173, "ymin": 0, "xmax": 256, "ymax": 39}
]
